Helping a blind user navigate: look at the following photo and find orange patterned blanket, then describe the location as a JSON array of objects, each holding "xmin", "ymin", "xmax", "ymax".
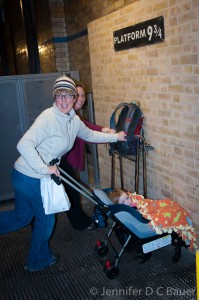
[{"xmin": 127, "ymin": 192, "xmax": 198, "ymax": 250}]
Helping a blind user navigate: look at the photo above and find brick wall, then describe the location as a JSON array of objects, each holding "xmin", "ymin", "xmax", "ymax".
[
  {"xmin": 34, "ymin": 0, "xmax": 71, "ymax": 73},
  {"xmin": 88, "ymin": 0, "xmax": 199, "ymax": 230},
  {"xmin": 49, "ymin": 0, "xmax": 70, "ymax": 73},
  {"xmin": 3, "ymin": 0, "xmax": 198, "ymax": 231},
  {"xmin": 3, "ymin": 0, "xmax": 140, "ymax": 76},
  {"xmin": 33, "ymin": 0, "xmax": 71, "ymax": 73},
  {"xmin": 64, "ymin": 0, "xmax": 140, "ymax": 90}
]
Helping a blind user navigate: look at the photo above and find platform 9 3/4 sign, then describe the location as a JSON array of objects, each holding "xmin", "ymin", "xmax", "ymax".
[{"xmin": 113, "ymin": 16, "xmax": 164, "ymax": 51}]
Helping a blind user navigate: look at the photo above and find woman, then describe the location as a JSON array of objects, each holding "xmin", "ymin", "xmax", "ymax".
[
  {"xmin": 0, "ymin": 76, "xmax": 126, "ymax": 272},
  {"xmin": 60, "ymin": 83, "xmax": 115, "ymax": 230}
]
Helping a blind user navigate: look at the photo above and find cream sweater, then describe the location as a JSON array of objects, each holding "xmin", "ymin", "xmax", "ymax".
[{"xmin": 14, "ymin": 103, "xmax": 118, "ymax": 179}]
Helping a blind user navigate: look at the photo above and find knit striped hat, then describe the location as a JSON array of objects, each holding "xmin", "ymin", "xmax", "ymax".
[{"xmin": 53, "ymin": 75, "xmax": 77, "ymax": 98}]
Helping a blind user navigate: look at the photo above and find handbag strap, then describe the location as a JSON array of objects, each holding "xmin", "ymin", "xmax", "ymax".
[{"xmin": 49, "ymin": 159, "xmax": 61, "ymax": 185}]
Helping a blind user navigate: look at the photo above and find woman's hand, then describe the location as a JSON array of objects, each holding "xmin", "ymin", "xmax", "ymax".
[
  {"xmin": 48, "ymin": 165, "xmax": 60, "ymax": 176},
  {"xmin": 101, "ymin": 127, "xmax": 116, "ymax": 134},
  {"xmin": 108, "ymin": 128, "xmax": 116, "ymax": 134},
  {"xmin": 117, "ymin": 131, "xmax": 127, "ymax": 141}
]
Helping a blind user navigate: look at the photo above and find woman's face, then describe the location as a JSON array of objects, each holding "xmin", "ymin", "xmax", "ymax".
[
  {"xmin": 74, "ymin": 86, "xmax": 86, "ymax": 111},
  {"xmin": 119, "ymin": 192, "xmax": 131, "ymax": 205},
  {"xmin": 55, "ymin": 89, "xmax": 76, "ymax": 114}
]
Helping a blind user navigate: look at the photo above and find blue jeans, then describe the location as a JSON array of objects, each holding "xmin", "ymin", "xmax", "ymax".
[{"xmin": 0, "ymin": 169, "xmax": 55, "ymax": 269}]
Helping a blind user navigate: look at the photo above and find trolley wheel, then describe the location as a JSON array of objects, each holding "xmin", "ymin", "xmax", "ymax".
[
  {"xmin": 104, "ymin": 260, "xmax": 120, "ymax": 279},
  {"xmin": 95, "ymin": 241, "xmax": 109, "ymax": 257}
]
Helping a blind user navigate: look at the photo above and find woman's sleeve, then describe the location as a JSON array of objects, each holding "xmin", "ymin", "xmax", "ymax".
[
  {"xmin": 77, "ymin": 118, "xmax": 117, "ymax": 143},
  {"xmin": 16, "ymin": 113, "xmax": 50, "ymax": 174},
  {"xmin": 83, "ymin": 119, "xmax": 103, "ymax": 132}
]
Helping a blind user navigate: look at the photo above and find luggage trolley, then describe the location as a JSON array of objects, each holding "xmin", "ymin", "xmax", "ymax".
[{"xmin": 110, "ymin": 135, "xmax": 150, "ymax": 198}]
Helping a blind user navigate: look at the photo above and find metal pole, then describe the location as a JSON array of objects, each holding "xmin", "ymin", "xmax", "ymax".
[
  {"xmin": 111, "ymin": 153, "xmax": 115, "ymax": 189},
  {"xmin": 21, "ymin": 0, "xmax": 40, "ymax": 74},
  {"xmin": 87, "ymin": 93, "xmax": 100, "ymax": 186},
  {"xmin": 135, "ymin": 139, "xmax": 139, "ymax": 194},
  {"xmin": 142, "ymin": 137, "xmax": 147, "ymax": 198},
  {"xmin": 119, "ymin": 156, "xmax": 124, "ymax": 189}
]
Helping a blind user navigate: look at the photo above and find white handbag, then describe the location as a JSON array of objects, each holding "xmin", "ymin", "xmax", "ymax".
[{"xmin": 40, "ymin": 177, "xmax": 71, "ymax": 215}]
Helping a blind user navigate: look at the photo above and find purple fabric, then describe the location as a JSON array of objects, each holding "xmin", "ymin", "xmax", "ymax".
[{"xmin": 66, "ymin": 119, "xmax": 103, "ymax": 171}]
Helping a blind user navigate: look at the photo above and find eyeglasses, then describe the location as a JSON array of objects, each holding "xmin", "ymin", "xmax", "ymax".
[{"xmin": 55, "ymin": 93, "xmax": 74, "ymax": 100}]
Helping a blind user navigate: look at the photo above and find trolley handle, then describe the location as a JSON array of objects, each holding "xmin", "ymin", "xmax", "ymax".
[{"xmin": 49, "ymin": 159, "xmax": 61, "ymax": 185}]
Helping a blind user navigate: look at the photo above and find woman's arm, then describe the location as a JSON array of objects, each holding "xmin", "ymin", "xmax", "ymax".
[
  {"xmin": 82, "ymin": 118, "xmax": 116, "ymax": 134},
  {"xmin": 83, "ymin": 119, "xmax": 103, "ymax": 131},
  {"xmin": 77, "ymin": 118, "xmax": 125, "ymax": 143}
]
